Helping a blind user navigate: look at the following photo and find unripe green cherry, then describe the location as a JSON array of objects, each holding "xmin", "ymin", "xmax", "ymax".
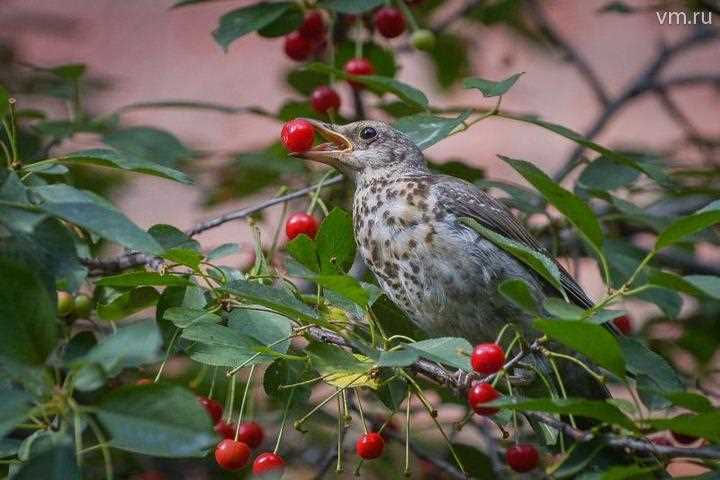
[
  {"xmin": 411, "ymin": 29, "xmax": 436, "ymax": 51},
  {"xmin": 73, "ymin": 294, "xmax": 93, "ymax": 318},
  {"xmin": 57, "ymin": 291, "xmax": 75, "ymax": 317}
]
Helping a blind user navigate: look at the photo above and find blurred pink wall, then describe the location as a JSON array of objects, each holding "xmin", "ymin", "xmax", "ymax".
[{"xmin": 3, "ymin": 0, "xmax": 719, "ymax": 289}]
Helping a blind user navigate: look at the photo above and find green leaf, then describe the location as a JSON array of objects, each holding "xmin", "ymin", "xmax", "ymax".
[
  {"xmin": 58, "ymin": 148, "xmax": 191, "ymax": 184},
  {"xmin": 655, "ymin": 200, "xmax": 720, "ymax": 250},
  {"xmin": 544, "ymin": 298, "xmax": 585, "ymax": 320},
  {"xmin": 96, "ymin": 272, "xmax": 191, "ymax": 287},
  {"xmin": 73, "ymin": 320, "xmax": 162, "ymax": 391},
  {"xmin": 662, "ymin": 391, "xmax": 714, "ymax": 414},
  {"xmin": 499, "ymin": 113, "xmax": 672, "ymax": 186},
  {"xmin": 163, "ymin": 307, "xmax": 221, "ymax": 328},
  {"xmin": 461, "ymin": 217, "xmax": 565, "ymax": 295},
  {"xmin": 498, "ymin": 278, "xmax": 540, "ymax": 313},
  {"xmin": 286, "ymin": 234, "xmax": 320, "ymax": 273},
  {"xmin": 50, "ymin": 64, "xmax": 86, "ymax": 80},
  {"xmin": 376, "ymin": 349, "xmax": 419, "ymax": 367},
  {"xmin": 182, "ymin": 323, "xmax": 267, "ymax": 367},
  {"xmin": 102, "ymin": 127, "xmax": 190, "ymax": 167},
  {"xmin": 648, "ymin": 270, "xmax": 720, "ymax": 300},
  {"xmin": 648, "ymin": 412, "xmax": 720, "ymax": 442},
  {"xmin": 96, "ymin": 384, "xmax": 216, "ymax": 457},
  {"xmin": 684, "ymin": 275, "xmax": 720, "ymax": 300},
  {"xmin": 227, "ymin": 308, "xmax": 292, "ymax": 354},
  {"xmin": 407, "ymin": 337, "xmax": 472, "ymax": 371},
  {"xmin": 394, "ymin": 112, "xmax": 471, "ymax": 150},
  {"xmin": 0, "ymin": 255, "xmax": 57, "ymax": 365},
  {"xmin": 162, "ymin": 248, "xmax": 204, "ymax": 270},
  {"xmin": 0, "ymin": 84, "xmax": 9, "ymax": 119},
  {"xmin": 286, "ymin": 69, "xmax": 328, "ymax": 96},
  {"xmin": 577, "ymin": 156, "xmax": 640, "ymax": 192},
  {"xmin": 318, "ymin": 0, "xmax": 384, "ymax": 14},
  {"xmin": 0, "ymin": 170, "xmax": 47, "ymax": 233},
  {"xmin": 213, "ymin": 2, "xmax": 293, "ymax": 50},
  {"xmin": 257, "ymin": 4, "xmax": 303, "ymax": 37},
  {"xmin": 427, "ymin": 33, "xmax": 469, "ymax": 89},
  {"xmin": 534, "ymin": 319, "xmax": 625, "ymax": 378},
  {"xmin": 493, "ymin": 397, "xmax": 638, "ymax": 431},
  {"xmin": 223, "ymin": 279, "xmax": 318, "ymax": 322},
  {"xmin": 14, "ymin": 440, "xmax": 80, "ymax": 480},
  {"xmin": 463, "ymin": 72, "xmax": 523, "ymax": 97},
  {"xmin": 315, "ymin": 275, "xmax": 369, "ymax": 306},
  {"xmin": 305, "ymin": 63, "xmax": 428, "ymax": 109},
  {"xmin": 32, "ymin": 184, "xmax": 164, "ymax": 255},
  {"xmin": 376, "ymin": 371, "xmax": 407, "ymax": 410},
  {"xmin": 263, "ymin": 358, "xmax": 312, "ymax": 403},
  {"xmin": 453, "ymin": 444, "xmax": 494, "ymax": 478},
  {"xmin": 0, "ymin": 384, "xmax": 33, "ymax": 438},
  {"xmin": 618, "ymin": 336, "xmax": 681, "ymax": 393},
  {"xmin": 96, "ymin": 286, "xmax": 159, "ymax": 321},
  {"xmin": 306, "ymin": 342, "xmax": 370, "ymax": 375},
  {"xmin": 316, "ymin": 208, "xmax": 356, "ymax": 274},
  {"xmin": 501, "ymin": 155, "xmax": 604, "ymax": 258},
  {"xmin": 148, "ymin": 224, "xmax": 199, "ymax": 251},
  {"xmin": 206, "ymin": 243, "xmax": 240, "ymax": 260}
]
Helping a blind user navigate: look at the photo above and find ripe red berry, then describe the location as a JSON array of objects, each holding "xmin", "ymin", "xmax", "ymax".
[
  {"xmin": 253, "ymin": 452, "xmax": 285, "ymax": 477},
  {"xmin": 281, "ymin": 119, "xmax": 315, "ymax": 153},
  {"xmin": 284, "ymin": 32, "xmax": 313, "ymax": 61},
  {"xmin": 214, "ymin": 420, "xmax": 236, "ymax": 439},
  {"xmin": 356, "ymin": 432, "xmax": 384, "ymax": 459},
  {"xmin": 373, "ymin": 7, "xmax": 406, "ymax": 38},
  {"xmin": 286, "ymin": 212, "xmax": 319, "ymax": 240},
  {"xmin": 506, "ymin": 443, "xmax": 539, "ymax": 472},
  {"xmin": 650, "ymin": 435, "xmax": 673, "ymax": 446},
  {"xmin": 467, "ymin": 383, "xmax": 499, "ymax": 415},
  {"xmin": 215, "ymin": 439, "xmax": 251, "ymax": 470},
  {"xmin": 237, "ymin": 422, "xmax": 264, "ymax": 449},
  {"xmin": 298, "ymin": 11, "xmax": 326, "ymax": 41},
  {"xmin": 344, "ymin": 58, "xmax": 374, "ymax": 90},
  {"xmin": 671, "ymin": 430, "xmax": 699, "ymax": 445},
  {"xmin": 613, "ymin": 315, "xmax": 632, "ymax": 335},
  {"xmin": 310, "ymin": 85, "xmax": 341, "ymax": 114},
  {"xmin": 471, "ymin": 342, "xmax": 506, "ymax": 375},
  {"xmin": 198, "ymin": 396, "xmax": 223, "ymax": 424}
]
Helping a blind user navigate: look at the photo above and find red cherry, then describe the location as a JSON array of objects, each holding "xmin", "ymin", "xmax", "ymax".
[
  {"xmin": 215, "ymin": 439, "xmax": 251, "ymax": 470},
  {"xmin": 299, "ymin": 11, "xmax": 326, "ymax": 41},
  {"xmin": 506, "ymin": 443, "xmax": 539, "ymax": 472},
  {"xmin": 671, "ymin": 430, "xmax": 699, "ymax": 445},
  {"xmin": 284, "ymin": 32, "xmax": 313, "ymax": 61},
  {"xmin": 344, "ymin": 58, "xmax": 374, "ymax": 90},
  {"xmin": 198, "ymin": 396, "xmax": 223, "ymax": 424},
  {"xmin": 252, "ymin": 452, "xmax": 285, "ymax": 477},
  {"xmin": 356, "ymin": 432, "xmax": 384, "ymax": 459},
  {"xmin": 214, "ymin": 420, "xmax": 236, "ymax": 439},
  {"xmin": 286, "ymin": 212, "xmax": 319, "ymax": 240},
  {"xmin": 471, "ymin": 343, "xmax": 506, "ymax": 375},
  {"xmin": 237, "ymin": 422, "xmax": 264, "ymax": 449},
  {"xmin": 310, "ymin": 86, "xmax": 341, "ymax": 114},
  {"xmin": 467, "ymin": 383, "xmax": 499, "ymax": 415},
  {"xmin": 136, "ymin": 378, "xmax": 153, "ymax": 385},
  {"xmin": 650, "ymin": 435, "xmax": 673, "ymax": 446},
  {"xmin": 613, "ymin": 315, "xmax": 632, "ymax": 335},
  {"xmin": 281, "ymin": 119, "xmax": 315, "ymax": 153},
  {"xmin": 373, "ymin": 7, "xmax": 406, "ymax": 39}
]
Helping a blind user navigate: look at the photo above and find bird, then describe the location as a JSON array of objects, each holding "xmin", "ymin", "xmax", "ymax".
[{"xmin": 294, "ymin": 118, "xmax": 610, "ymax": 400}]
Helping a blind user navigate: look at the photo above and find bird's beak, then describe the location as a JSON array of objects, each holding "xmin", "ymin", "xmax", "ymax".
[{"xmin": 290, "ymin": 119, "xmax": 352, "ymax": 168}]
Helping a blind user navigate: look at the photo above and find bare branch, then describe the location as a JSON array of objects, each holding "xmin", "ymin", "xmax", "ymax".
[{"xmin": 81, "ymin": 175, "xmax": 344, "ymax": 275}]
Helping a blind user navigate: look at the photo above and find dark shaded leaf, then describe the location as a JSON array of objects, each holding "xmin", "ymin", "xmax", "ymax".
[
  {"xmin": 428, "ymin": 33, "xmax": 469, "ymax": 89},
  {"xmin": 655, "ymin": 200, "xmax": 720, "ymax": 250},
  {"xmin": 407, "ymin": 337, "xmax": 472, "ymax": 371},
  {"xmin": 223, "ymin": 279, "xmax": 318, "ymax": 322},
  {"xmin": 463, "ymin": 72, "xmax": 523, "ymax": 97},
  {"xmin": 97, "ymin": 272, "xmax": 191, "ymax": 287},
  {"xmin": 96, "ymin": 384, "xmax": 217, "ymax": 457},
  {"xmin": 102, "ymin": 127, "xmax": 190, "ymax": 167},
  {"xmin": 648, "ymin": 413, "xmax": 720, "ymax": 442},
  {"xmin": 96, "ymin": 286, "xmax": 159, "ymax": 321},
  {"xmin": 318, "ymin": 0, "xmax": 385, "ymax": 14},
  {"xmin": 316, "ymin": 208, "xmax": 355, "ymax": 274},
  {"xmin": 213, "ymin": 2, "xmax": 293, "ymax": 50}
]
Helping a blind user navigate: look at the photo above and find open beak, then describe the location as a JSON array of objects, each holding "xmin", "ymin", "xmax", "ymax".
[{"xmin": 291, "ymin": 119, "xmax": 352, "ymax": 167}]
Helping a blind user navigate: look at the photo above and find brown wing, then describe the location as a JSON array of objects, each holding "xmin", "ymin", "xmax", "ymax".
[{"xmin": 430, "ymin": 175, "xmax": 598, "ymax": 311}]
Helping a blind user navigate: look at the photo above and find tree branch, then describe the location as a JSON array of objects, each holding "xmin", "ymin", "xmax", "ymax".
[
  {"xmin": 553, "ymin": 27, "xmax": 719, "ymax": 182},
  {"xmin": 81, "ymin": 175, "xmax": 344, "ymax": 275}
]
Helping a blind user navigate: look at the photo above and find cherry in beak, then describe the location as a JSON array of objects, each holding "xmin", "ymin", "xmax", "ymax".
[{"xmin": 290, "ymin": 119, "xmax": 352, "ymax": 166}]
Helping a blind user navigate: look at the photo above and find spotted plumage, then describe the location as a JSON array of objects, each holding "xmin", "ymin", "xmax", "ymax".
[{"xmin": 295, "ymin": 119, "xmax": 612, "ymax": 400}]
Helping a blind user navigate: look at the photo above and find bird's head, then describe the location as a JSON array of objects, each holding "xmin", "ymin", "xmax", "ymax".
[{"xmin": 292, "ymin": 119, "xmax": 426, "ymax": 182}]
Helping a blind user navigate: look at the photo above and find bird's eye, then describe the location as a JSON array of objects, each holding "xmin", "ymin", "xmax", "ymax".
[{"xmin": 359, "ymin": 127, "xmax": 377, "ymax": 140}]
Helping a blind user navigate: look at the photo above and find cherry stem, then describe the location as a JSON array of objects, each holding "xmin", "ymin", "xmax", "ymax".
[
  {"xmin": 268, "ymin": 185, "xmax": 289, "ymax": 263},
  {"xmin": 543, "ymin": 349, "xmax": 605, "ymax": 384},
  {"xmin": 404, "ymin": 390, "xmax": 411, "ymax": 477},
  {"xmin": 355, "ymin": 389, "xmax": 368, "ymax": 434},
  {"xmin": 307, "ymin": 169, "xmax": 334, "ymax": 215},
  {"xmin": 234, "ymin": 364, "xmax": 256, "ymax": 441},
  {"xmin": 226, "ymin": 373, "xmax": 237, "ymax": 422},
  {"xmin": 336, "ymin": 391, "xmax": 344, "ymax": 473},
  {"xmin": 394, "ymin": 0, "xmax": 419, "ymax": 31},
  {"xmin": 548, "ymin": 356, "xmax": 577, "ymax": 429},
  {"xmin": 154, "ymin": 328, "xmax": 179, "ymax": 383},
  {"xmin": 208, "ymin": 367, "xmax": 217, "ymax": 399},
  {"xmin": 274, "ymin": 382, "xmax": 296, "ymax": 454},
  {"xmin": 294, "ymin": 374, "xmax": 364, "ymax": 430}
]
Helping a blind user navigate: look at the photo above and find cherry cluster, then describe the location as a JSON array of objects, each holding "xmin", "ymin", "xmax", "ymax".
[
  {"xmin": 280, "ymin": 2, "xmax": 436, "ymax": 116},
  {"xmin": 467, "ymin": 342, "xmax": 541, "ymax": 473},
  {"xmin": 195, "ymin": 395, "xmax": 284, "ymax": 476}
]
